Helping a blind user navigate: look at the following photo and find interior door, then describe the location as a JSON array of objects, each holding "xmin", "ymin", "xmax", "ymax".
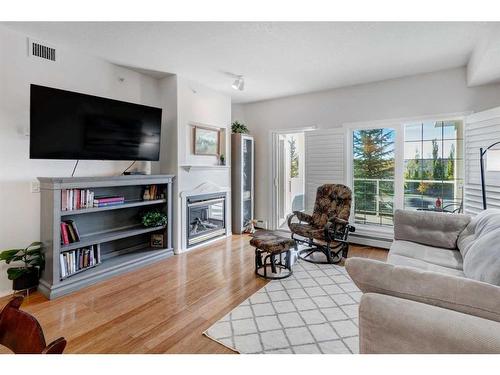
[{"xmin": 277, "ymin": 136, "xmax": 287, "ymax": 227}]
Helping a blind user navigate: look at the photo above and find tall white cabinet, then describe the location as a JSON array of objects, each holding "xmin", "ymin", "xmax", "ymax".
[{"xmin": 231, "ymin": 133, "xmax": 255, "ymax": 234}]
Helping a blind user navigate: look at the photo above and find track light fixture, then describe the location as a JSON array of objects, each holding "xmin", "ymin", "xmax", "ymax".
[{"xmin": 232, "ymin": 76, "xmax": 245, "ymax": 91}]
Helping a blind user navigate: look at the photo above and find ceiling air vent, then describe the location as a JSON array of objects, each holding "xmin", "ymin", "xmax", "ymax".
[{"xmin": 28, "ymin": 39, "xmax": 56, "ymax": 62}]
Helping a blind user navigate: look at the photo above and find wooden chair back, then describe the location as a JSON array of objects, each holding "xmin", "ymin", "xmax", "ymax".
[{"xmin": 0, "ymin": 296, "xmax": 66, "ymax": 354}]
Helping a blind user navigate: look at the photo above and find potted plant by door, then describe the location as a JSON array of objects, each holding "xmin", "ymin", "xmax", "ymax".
[{"xmin": 0, "ymin": 242, "xmax": 44, "ymax": 291}]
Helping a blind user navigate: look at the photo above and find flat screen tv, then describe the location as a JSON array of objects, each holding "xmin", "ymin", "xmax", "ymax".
[{"xmin": 30, "ymin": 84, "xmax": 162, "ymax": 161}]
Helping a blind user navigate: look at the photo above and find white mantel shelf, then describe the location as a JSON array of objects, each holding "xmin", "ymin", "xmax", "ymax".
[{"xmin": 180, "ymin": 164, "xmax": 230, "ymax": 172}]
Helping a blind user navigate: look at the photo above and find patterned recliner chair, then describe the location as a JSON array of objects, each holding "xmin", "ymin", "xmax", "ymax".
[{"xmin": 288, "ymin": 184, "xmax": 355, "ymax": 264}]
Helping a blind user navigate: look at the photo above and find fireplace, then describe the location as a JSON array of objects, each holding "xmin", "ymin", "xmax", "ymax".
[{"xmin": 186, "ymin": 193, "xmax": 226, "ymax": 247}]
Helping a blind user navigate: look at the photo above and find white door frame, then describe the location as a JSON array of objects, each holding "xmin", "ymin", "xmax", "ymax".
[
  {"xmin": 269, "ymin": 126, "xmax": 317, "ymax": 231},
  {"xmin": 278, "ymin": 136, "xmax": 286, "ymax": 227}
]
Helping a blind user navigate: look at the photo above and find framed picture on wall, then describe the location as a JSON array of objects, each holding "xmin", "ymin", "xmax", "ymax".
[{"xmin": 194, "ymin": 126, "xmax": 220, "ymax": 155}]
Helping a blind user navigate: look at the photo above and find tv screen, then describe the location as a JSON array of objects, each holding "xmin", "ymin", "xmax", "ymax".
[{"xmin": 30, "ymin": 84, "xmax": 162, "ymax": 161}]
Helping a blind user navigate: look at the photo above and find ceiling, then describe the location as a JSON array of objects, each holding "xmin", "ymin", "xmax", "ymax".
[{"xmin": 3, "ymin": 22, "xmax": 500, "ymax": 103}]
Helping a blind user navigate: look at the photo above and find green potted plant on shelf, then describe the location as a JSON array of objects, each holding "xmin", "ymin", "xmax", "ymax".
[
  {"xmin": 141, "ymin": 210, "xmax": 168, "ymax": 228},
  {"xmin": 231, "ymin": 121, "xmax": 249, "ymax": 134},
  {"xmin": 0, "ymin": 242, "xmax": 44, "ymax": 291}
]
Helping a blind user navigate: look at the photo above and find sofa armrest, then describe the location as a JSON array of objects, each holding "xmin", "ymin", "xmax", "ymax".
[
  {"xmin": 394, "ymin": 209, "xmax": 470, "ymax": 249},
  {"xmin": 359, "ymin": 293, "xmax": 500, "ymax": 353},
  {"xmin": 345, "ymin": 257, "xmax": 500, "ymax": 322}
]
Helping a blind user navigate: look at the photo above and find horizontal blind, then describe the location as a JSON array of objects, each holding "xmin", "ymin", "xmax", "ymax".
[
  {"xmin": 465, "ymin": 107, "xmax": 500, "ymax": 215},
  {"xmin": 304, "ymin": 128, "xmax": 345, "ymax": 212}
]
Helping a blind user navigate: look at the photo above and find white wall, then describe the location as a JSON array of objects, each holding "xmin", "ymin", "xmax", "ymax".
[
  {"xmin": 236, "ymin": 67, "xmax": 500, "ymax": 226},
  {"xmin": 231, "ymin": 104, "xmax": 246, "ymax": 123},
  {"xmin": 156, "ymin": 75, "xmax": 179, "ymax": 252},
  {"xmin": 160, "ymin": 76, "xmax": 231, "ymax": 253},
  {"xmin": 177, "ymin": 76, "xmax": 231, "ymax": 168},
  {"xmin": 0, "ymin": 26, "xmax": 161, "ymax": 296}
]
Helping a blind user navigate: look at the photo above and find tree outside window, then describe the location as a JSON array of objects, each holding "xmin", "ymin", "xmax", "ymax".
[
  {"xmin": 289, "ymin": 137, "xmax": 299, "ymax": 178},
  {"xmin": 352, "ymin": 128, "xmax": 395, "ymax": 226},
  {"xmin": 403, "ymin": 121, "xmax": 463, "ymax": 210}
]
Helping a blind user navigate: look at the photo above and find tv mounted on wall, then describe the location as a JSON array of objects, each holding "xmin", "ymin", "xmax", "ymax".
[{"xmin": 30, "ymin": 84, "xmax": 162, "ymax": 161}]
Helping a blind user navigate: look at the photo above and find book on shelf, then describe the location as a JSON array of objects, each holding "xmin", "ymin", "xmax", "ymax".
[
  {"xmin": 60, "ymin": 244, "xmax": 100, "ymax": 279},
  {"xmin": 60, "ymin": 220, "xmax": 81, "ymax": 245},
  {"xmin": 61, "ymin": 189, "xmax": 94, "ymax": 211},
  {"xmin": 94, "ymin": 196, "xmax": 125, "ymax": 203},
  {"xmin": 143, "ymin": 185, "xmax": 163, "ymax": 200},
  {"xmin": 65, "ymin": 219, "xmax": 81, "ymax": 241},
  {"xmin": 93, "ymin": 195, "xmax": 125, "ymax": 208},
  {"xmin": 94, "ymin": 201, "xmax": 125, "ymax": 208},
  {"xmin": 60, "ymin": 222, "xmax": 70, "ymax": 245}
]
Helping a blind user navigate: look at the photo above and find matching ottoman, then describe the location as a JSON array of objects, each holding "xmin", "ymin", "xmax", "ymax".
[{"xmin": 250, "ymin": 232, "xmax": 297, "ymax": 279}]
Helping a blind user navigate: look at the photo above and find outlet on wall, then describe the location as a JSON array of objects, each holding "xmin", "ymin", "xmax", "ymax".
[
  {"xmin": 255, "ymin": 219, "xmax": 268, "ymax": 230},
  {"xmin": 31, "ymin": 180, "xmax": 40, "ymax": 193}
]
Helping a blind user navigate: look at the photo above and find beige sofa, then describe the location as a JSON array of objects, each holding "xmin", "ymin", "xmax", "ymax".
[{"xmin": 346, "ymin": 209, "xmax": 500, "ymax": 353}]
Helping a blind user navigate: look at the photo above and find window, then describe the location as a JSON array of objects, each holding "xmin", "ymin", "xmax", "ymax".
[
  {"xmin": 352, "ymin": 128, "xmax": 395, "ymax": 226},
  {"xmin": 404, "ymin": 121, "xmax": 463, "ymax": 212},
  {"xmin": 350, "ymin": 117, "xmax": 464, "ymax": 229}
]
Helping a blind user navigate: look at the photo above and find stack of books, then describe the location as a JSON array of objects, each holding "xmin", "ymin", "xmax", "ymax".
[
  {"xmin": 61, "ymin": 189, "xmax": 94, "ymax": 211},
  {"xmin": 60, "ymin": 220, "xmax": 81, "ymax": 245},
  {"xmin": 93, "ymin": 196, "xmax": 125, "ymax": 208},
  {"xmin": 60, "ymin": 244, "xmax": 100, "ymax": 279}
]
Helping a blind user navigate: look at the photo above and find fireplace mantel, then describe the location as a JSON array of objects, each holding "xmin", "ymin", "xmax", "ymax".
[
  {"xmin": 180, "ymin": 164, "xmax": 230, "ymax": 172},
  {"xmin": 180, "ymin": 181, "xmax": 231, "ymax": 198}
]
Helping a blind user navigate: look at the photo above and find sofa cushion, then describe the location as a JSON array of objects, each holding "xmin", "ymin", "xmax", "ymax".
[
  {"xmin": 394, "ymin": 209, "xmax": 470, "ymax": 249},
  {"xmin": 457, "ymin": 209, "xmax": 500, "ymax": 286},
  {"xmin": 387, "ymin": 254, "xmax": 465, "ymax": 277},
  {"xmin": 389, "ymin": 240, "xmax": 464, "ymax": 272},
  {"xmin": 464, "ymin": 236, "xmax": 500, "ymax": 285},
  {"xmin": 359, "ymin": 293, "xmax": 500, "ymax": 353},
  {"xmin": 345, "ymin": 257, "xmax": 500, "ymax": 323},
  {"xmin": 458, "ymin": 209, "xmax": 500, "ymax": 257}
]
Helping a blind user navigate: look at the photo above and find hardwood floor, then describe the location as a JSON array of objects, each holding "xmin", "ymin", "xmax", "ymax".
[{"xmin": 0, "ymin": 235, "xmax": 387, "ymax": 354}]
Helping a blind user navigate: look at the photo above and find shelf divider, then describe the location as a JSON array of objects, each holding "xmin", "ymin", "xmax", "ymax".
[
  {"xmin": 60, "ymin": 198, "xmax": 167, "ymax": 216},
  {"xmin": 60, "ymin": 225, "xmax": 166, "ymax": 252}
]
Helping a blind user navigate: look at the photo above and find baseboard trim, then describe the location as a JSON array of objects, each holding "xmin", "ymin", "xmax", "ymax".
[{"xmin": 349, "ymin": 234, "xmax": 392, "ymax": 249}]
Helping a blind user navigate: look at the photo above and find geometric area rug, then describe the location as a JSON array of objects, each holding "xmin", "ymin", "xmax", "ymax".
[{"xmin": 203, "ymin": 260, "xmax": 361, "ymax": 354}]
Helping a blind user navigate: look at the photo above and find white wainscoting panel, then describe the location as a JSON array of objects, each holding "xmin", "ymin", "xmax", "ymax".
[
  {"xmin": 304, "ymin": 128, "xmax": 345, "ymax": 212},
  {"xmin": 465, "ymin": 106, "xmax": 500, "ymax": 215}
]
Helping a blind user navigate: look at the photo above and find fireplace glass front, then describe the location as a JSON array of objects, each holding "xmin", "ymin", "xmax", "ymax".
[{"xmin": 187, "ymin": 193, "xmax": 226, "ymax": 247}]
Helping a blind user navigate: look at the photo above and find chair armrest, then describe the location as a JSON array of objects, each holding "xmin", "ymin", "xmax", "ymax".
[
  {"xmin": 324, "ymin": 217, "xmax": 354, "ymax": 242},
  {"xmin": 345, "ymin": 257, "xmax": 500, "ymax": 322},
  {"xmin": 42, "ymin": 337, "xmax": 67, "ymax": 354},
  {"xmin": 359, "ymin": 293, "xmax": 500, "ymax": 353},
  {"xmin": 394, "ymin": 209, "xmax": 470, "ymax": 249},
  {"xmin": 290, "ymin": 211, "xmax": 313, "ymax": 224}
]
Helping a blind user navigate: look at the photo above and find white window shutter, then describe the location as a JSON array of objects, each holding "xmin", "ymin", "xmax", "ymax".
[
  {"xmin": 465, "ymin": 107, "xmax": 500, "ymax": 215},
  {"xmin": 304, "ymin": 128, "xmax": 345, "ymax": 212}
]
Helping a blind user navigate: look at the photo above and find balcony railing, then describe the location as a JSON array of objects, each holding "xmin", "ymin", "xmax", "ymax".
[{"xmin": 353, "ymin": 178, "xmax": 459, "ymax": 226}]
